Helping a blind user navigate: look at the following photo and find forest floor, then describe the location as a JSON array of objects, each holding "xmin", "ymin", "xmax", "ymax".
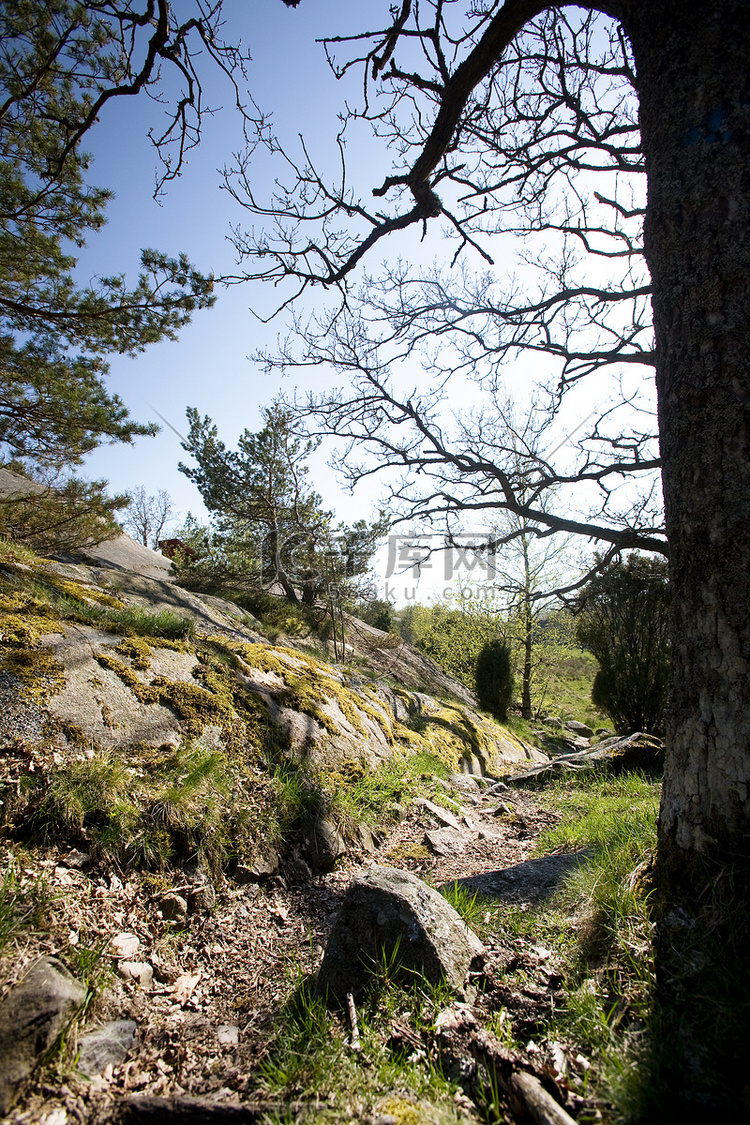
[{"xmin": 1, "ymin": 772, "xmax": 613, "ymax": 1125}]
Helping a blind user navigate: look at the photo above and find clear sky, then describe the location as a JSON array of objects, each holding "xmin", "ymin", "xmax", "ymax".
[
  {"xmin": 80, "ymin": 0, "xmax": 398, "ymax": 528},
  {"xmin": 76, "ymin": 0, "xmax": 511, "ymax": 605},
  {"xmin": 72, "ymin": 1, "xmax": 649, "ymax": 606}
]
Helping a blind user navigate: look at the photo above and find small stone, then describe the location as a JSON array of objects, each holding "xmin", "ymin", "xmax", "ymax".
[
  {"xmin": 41, "ymin": 1110, "xmax": 68, "ymax": 1125},
  {"xmin": 217, "ymin": 1024, "xmax": 239, "ymax": 1046},
  {"xmin": 117, "ymin": 962, "xmax": 153, "ymax": 988},
  {"xmin": 450, "ymin": 773, "xmax": 481, "ymax": 792},
  {"xmin": 77, "ymin": 1020, "xmax": 137, "ymax": 1077},
  {"xmin": 317, "ymin": 865, "xmax": 483, "ymax": 1006},
  {"xmin": 424, "ymin": 827, "xmax": 466, "ymax": 856},
  {"xmin": 60, "ymin": 849, "xmax": 91, "ymax": 870},
  {"xmin": 286, "ymin": 852, "xmax": 313, "ymax": 881},
  {"xmin": 415, "ymin": 798, "xmax": 462, "ymax": 831},
  {"xmin": 483, "ymin": 780, "xmax": 509, "ymax": 796},
  {"xmin": 187, "ymin": 876, "xmax": 216, "ymax": 913},
  {"xmin": 110, "ymin": 932, "xmax": 141, "ymax": 959},
  {"xmin": 159, "ymin": 893, "xmax": 188, "ymax": 925},
  {"xmin": 564, "ymin": 720, "xmax": 594, "ymax": 738},
  {"xmin": 353, "ymin": 822, "xmax": 376, "ymax": 852},
  {"xmin": 234, "ymin": 852, "xmax": 279, "ymax": 883},
  {"xmin": 303, "ymin": 816, "xmax": 346, "ymax": 872}
]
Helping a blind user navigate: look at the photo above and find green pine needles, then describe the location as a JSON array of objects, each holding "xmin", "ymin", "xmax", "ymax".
[{"xmin": 474, "ymin": 638, "xmax": 515, "ymax": 720}]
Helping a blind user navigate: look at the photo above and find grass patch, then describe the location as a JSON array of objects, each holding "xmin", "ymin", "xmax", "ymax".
[
  {"xmin": 534, "ymin": 646, "xmax": 608, "ymax": 728},
  {"xmin": 476, "ymin": 771, "xmax": 661, "ymax": 1120},
  {"xmin": 330, "ymin": 751, "xmax": 452, "ymax": 830},
  {"xmin": 28, "ymin": 742, "xmax": 234, "ymax": 873},
  {"xmin": 0, "ymin": 853, "xmax": 57, "ymax": 955},
  {"xmin": 436, "ymin": 881, "xmax": 485, "ymax": 932},
  {"xmin": 259, "ymin": 960, "xmax": 463, "ymax": 1123},
  {"xmin": 64, "ymin": 600, "xmax": 195, "ymax": 639}
]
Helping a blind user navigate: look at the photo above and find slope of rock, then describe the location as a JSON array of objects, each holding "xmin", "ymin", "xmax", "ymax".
[{"xmin": 0, "ymin": 537, "xmax": 546, "ymax": 887}]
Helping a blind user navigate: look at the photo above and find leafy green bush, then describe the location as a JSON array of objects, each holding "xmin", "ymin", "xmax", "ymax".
[
  {"xmin": 475, "ymin": 638, "xmax": 515, "ymax": 720},
  {"xmin": 400, "ymin": 604, "xmax": 501, "ymax": 687},
  {"xmin": 576, "ymin": 554, "xmax": 670, "ymax": 734}
]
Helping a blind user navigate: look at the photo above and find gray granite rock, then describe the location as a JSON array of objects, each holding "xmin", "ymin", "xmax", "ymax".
[
  {"xmin": 317, "ymin": 865, "xmax": 483, "ymax": 1006},
  {"xmin": 0, "ymin": 957, "xmax": 85, "ymax": 1113},
  {"xmin": 564, "ymin": 720, "xmax": 594, "ymax": 738},
  {"xmin": 77, "ymin": 1020, "xmax": 137, "ymax": 1077},
  {"xmin": 303, "ymin": 816, "xmax": 346, "ymax": 871},
  {"xmin": 425, "ymin": 827, "xmax": 467, "ymax": 856}
]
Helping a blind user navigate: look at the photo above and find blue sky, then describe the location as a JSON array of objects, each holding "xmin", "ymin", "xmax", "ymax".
[
  {"xmin": 80, "ymin": 0, "xmax": 398, "ymax": 529},
  {"xmin": 71, "ymin": 2, "xmax": 651, "ymax": 605}
]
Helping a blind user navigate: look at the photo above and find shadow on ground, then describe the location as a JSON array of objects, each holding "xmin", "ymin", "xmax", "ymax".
[{"xmin": 440, "ymin": 849, "xmax": 589, "ymax": 906}]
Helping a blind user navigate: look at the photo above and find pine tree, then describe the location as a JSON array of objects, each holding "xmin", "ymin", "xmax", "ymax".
[
  {"xmin": 0, "ymin": 1, "xmax": 217, "ymax": 472},
  {"xmin": 179, "ymin": 404, "xmax": 386, "ymax": 604}
]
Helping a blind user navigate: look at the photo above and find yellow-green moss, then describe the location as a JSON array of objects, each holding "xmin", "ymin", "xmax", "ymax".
[
  {"xmin": 94, "ymin": 651, "xmax": 159, "ymax": 703},
  {"xmin": 49, "ymin": 719, "xmax": 89, "ymax": 746},
  {"xmin": 375, "ymin": 1097, "xmax": 438, "ymax": 1125},
  {"xmin": 0, "ymin": 645, "xmax": 66, "ymax": 700},
  {"xmin": 413, "ymin": 702, "xmax": 500, "ymax": 771},
  {"xmin": 386, "ymin": 842, "xmax": 431, "ymax": 863},
  {"xmin": 41, "ymin": 574, "xmax": 122, "ymax": 608},
  {"xmin": 0, "ymin": 593, "xmax": 66, "ymax": 647},
  {"xmin": 153, "ymin": 677, "xmax": 235, "ymax": 736},
  {"xmin": 113, "ymin": 636, "xmax": 192, "ymax": 673},
  {"xmin": 95, "ymin": 651, "xmax": 238, "ymax": 737},
  {"xmin": 222, "ymin": 640, "xmax": 404, "ymax": 747},
  {"xmin": 115, "ymin": 636, "xmax": 153, "ymax": 671}
]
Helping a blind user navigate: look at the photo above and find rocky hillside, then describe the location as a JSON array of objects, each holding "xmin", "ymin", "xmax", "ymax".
[
  {"xmin": 0, "ymin": 531, "xmax": 563, "ymax": 1119},
  {"xmin": 0, "ymin": 528, "xmax": 669, "ymax": 1125}
]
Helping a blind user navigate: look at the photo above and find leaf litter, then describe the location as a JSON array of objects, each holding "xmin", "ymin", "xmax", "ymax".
[{"xmin": 1, "ymin": 779, "xmax": 597, "ymax": 1124}]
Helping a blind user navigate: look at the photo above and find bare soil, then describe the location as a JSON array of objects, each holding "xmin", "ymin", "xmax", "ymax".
[{"xmin": 0, "ymin": 776, "xmax": 585, "ymax": 1124}]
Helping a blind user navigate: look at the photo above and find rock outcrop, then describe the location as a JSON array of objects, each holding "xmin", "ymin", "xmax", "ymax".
[
  {"xmin": 0, "ymin": 957, "xmax": 85, "ymax": 1113},
  {"xmin": 504, "ymin": 731, "xmax": 664, "ymax": 787},
  {"xmin": 316, "ymin": 865, "xmax": 484, "ymax": 1005}
]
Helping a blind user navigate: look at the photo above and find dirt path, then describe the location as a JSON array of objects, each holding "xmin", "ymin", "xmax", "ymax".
[{"xmin": 2, "ymin": 777, "xmax": 572, "ymax": 1124}]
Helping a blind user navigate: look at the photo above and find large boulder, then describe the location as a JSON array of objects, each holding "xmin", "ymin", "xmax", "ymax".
[
  {"xmin": 317, "ymin": 865, "xmax": 484, "ymax": 1006},
  {"xmin": 0, "ymin": 957, "xmax": 85, "ymax": 1113}
]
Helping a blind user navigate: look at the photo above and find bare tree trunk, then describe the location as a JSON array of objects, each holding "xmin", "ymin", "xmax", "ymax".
[
  {"xmin": 625, "ymin": 0, "xmax": 750, "ymax": 1110},
  {"xmin": 627, "ymin": 0, "xmax": 750, "ymax": 892},
  {"xmin": 520, "ymin": 536, "xmax": 533, "ymax": 720}
]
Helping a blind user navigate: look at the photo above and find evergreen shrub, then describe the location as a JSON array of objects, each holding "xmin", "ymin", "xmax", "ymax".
[{"xmin": 475, "ymin": 639, "xmax": 515, "ymax": 720}]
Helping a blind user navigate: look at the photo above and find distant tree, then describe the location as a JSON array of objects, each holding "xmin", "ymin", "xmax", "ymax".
[
  {"xmin": 358, "ymin": 598, "xmax": 396, "ymax": 633},
  {"xmin": 122, "ymin": 488, "xmax": 175, "ymax": 549},
  {"xmin": 475, "ymin": 639, "xmax": 515, "ymax": 721},
  {"xmin": 179, "ymin": 404, "xmax": 386, "ymax": 604},
  {"xmin": 576, "ymin": 554, "xmax": 670, "ymax": 735}
]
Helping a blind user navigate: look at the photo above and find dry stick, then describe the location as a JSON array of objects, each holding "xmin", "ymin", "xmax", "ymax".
[
  {"xmin": 470, "ymin": 1031, "xmax": 577, "ymax": 1125},
  {"xmin": 509, "ymin": 1071, "xmax": 578, "ymax": 1125},
  {"xmin": 346, "ymin": 991, "xmax": 361, "ymax": 1051},
  {"xmin": 117, "ymin": 1096, "xmax": 317, "ymax": 1123}
]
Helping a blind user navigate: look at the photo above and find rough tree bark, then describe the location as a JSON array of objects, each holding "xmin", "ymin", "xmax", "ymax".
[{"xmin": 621, "ymin": 0, "xmax": 750, "ymax": 890}]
